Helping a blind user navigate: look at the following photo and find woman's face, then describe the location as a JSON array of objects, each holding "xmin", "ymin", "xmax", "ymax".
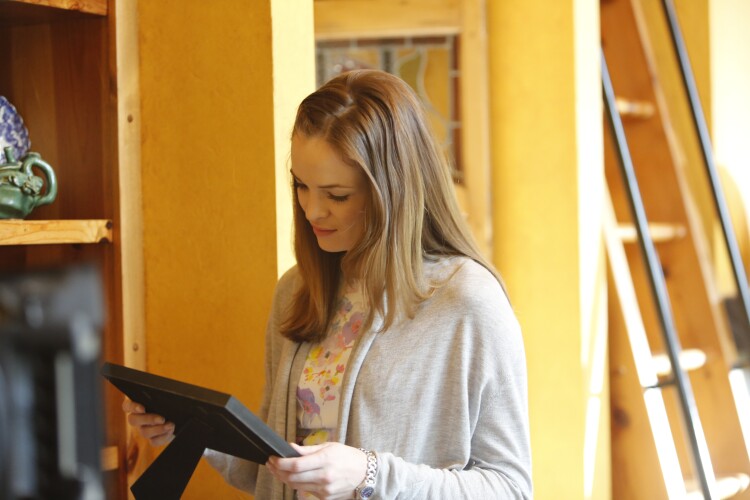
[{"xmin": 291, "ymin": 135, "xmax": 369, "ymax": 253}]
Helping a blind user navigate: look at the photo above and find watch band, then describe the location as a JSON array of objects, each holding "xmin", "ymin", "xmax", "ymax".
[{"xmin": 354, "ymin": 448, "xmax": 377, "ymax": 499}]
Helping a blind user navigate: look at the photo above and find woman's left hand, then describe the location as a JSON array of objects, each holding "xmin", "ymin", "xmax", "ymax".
[{"xmin": 266, "ymin": 442, "xmax": 368, "ymax": 500}]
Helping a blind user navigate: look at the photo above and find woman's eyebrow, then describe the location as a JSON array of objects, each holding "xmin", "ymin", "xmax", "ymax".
[{"xmin": 290, "ymin": 170, "xmax": 353, "ymax": 189}]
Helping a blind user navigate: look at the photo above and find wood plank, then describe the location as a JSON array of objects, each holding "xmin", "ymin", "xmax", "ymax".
[
  {"xmin": 4, "ymin": 0, "xmax": 106, "ymax": 16},
  {"xmin": 314, "ymin": 0, "xmax": 460, "ymax": 40},
  {"xmin": 0, "ymin": 219, "xmax": 111, "ymax": 244},
  {"xmin": 605, "ymin": 192, "xmax": 675, "ymax": 499},
  {"xmin": 458, "ymin": 0, "xmax": 492, "ymax": 257},
  {"xmin": 112, "ymin": 0, "xmax": 149, "ymax": 492}
]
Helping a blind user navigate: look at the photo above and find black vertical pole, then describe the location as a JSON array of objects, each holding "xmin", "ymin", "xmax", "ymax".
[{"xmin": 601, "ymin": 50, "xmax": 715, "ymax": 500}]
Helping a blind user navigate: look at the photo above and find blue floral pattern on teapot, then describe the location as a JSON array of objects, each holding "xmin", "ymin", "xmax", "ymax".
[{"xmin": 0, "ymin": 96, "xmax": 31, "ymax": 164}]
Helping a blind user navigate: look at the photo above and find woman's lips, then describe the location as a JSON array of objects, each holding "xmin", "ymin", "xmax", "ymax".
[{"xmin": 311, "ymin": 225, "xmax": 336, "ymax": 237}]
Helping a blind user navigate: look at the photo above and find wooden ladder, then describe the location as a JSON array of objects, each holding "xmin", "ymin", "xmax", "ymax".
[{"xmin": 601, "ymin": 0, "xmax": 750, "ymax": 498}]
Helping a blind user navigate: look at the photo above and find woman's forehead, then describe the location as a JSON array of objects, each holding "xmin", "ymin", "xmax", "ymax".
[{"xmin": 291, "ymin": 135, "xmax": 366, "ymax": 187}]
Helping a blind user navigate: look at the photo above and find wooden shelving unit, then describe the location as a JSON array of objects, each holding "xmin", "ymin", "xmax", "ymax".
[{"xmin": 1, "ymin": 0, "xmax": 128, "ymax": 496}]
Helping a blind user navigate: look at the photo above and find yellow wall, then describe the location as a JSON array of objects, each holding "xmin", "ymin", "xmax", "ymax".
[
  {"xmin": 137, "ymin": 0, "xmax": 313, "ymax": 497},
  {"xmin": 711, "ymin": 0, "xmax": 750, "ymax": 206},
  {"xmin": 488, "ymin": 1, "xmax": 610, "ymax": 498},
  {"xmin": 711, "ymin": 0, "xmax": 750, "ymax": 286}
]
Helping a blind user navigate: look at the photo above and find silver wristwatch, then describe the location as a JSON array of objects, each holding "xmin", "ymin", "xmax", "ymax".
[{"xmin": 354, "ymin": 448, "xmax": 378, "ymax": 499}]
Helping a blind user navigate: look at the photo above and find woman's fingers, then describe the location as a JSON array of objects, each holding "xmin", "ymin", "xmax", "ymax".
[
  {"xmin": 131, "ymin": 417, "xmax": 175, "ymax": 445},
  {"xmin": 126, "ymin": 411, "xmax": 165, "ymax": 426},
  {"xmin": 146, "ymin": 427, "xmax": 175, "ymax": 447},
  {"xmin": 122, "ymin": 398, "xmax": 175, "ymax": 445},
  {"xmin": 121, "ymin": 398, "xmax": 143, "ymax": 414},
  {"xmin": 266, "ymin": 442, "xmax": 367, "ymax": 500}
]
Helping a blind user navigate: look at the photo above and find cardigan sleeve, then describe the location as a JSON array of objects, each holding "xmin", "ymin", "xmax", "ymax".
[
  {"xmin": 359, "ymin": 260, "xmax": 532, "ymax": 499},
  {"xmin": 373, "ymin": 320, "xmax": 532, "ymax": 499}
]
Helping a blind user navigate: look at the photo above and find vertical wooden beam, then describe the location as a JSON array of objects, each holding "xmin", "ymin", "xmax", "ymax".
[
  {"xmin": 114, "ymin": 0, "xmax": 146, "ymax": 492},
  {"xmin": 458, "ymin": 0, "xmax": 492, "ymax": 257},
  {"xmin": 115, "ymin": 0, "xmax": 144, "ymax": 371}
]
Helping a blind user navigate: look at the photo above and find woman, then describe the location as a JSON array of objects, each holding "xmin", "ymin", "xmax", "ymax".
[{"xmin": 125, "ymin": 69, "xmax": 532, "ymax": 499}]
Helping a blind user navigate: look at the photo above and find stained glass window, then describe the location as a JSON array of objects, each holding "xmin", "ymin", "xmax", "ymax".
[{"xmin": 316, "ymin": 36, "xmax": 462, "ymax": 179}]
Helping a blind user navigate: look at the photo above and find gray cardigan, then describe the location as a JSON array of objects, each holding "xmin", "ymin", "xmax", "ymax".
[{"xmin": 205, "ymin": 257, "xmax": 532, "ymax": 499}]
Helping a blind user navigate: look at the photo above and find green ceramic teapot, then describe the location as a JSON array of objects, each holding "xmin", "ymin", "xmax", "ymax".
[{"xmin": 0, "ymin": 146, "xmax": 57, "ymax": 219}]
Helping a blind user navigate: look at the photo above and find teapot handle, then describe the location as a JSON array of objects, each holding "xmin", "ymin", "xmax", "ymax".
[{"xmin": 21, "ymin": 153, "xmax": 58, "ymax": 208}]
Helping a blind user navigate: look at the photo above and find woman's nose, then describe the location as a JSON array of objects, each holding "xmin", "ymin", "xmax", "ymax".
[{"xmin": 303, "ymin": 193, "xmax": 328, "ymax": 221}]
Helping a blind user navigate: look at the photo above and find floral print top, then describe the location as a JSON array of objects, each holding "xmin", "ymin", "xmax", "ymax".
[{"xmin": 296, "ymin": 285, "xmax": 365, "ymax": 447}]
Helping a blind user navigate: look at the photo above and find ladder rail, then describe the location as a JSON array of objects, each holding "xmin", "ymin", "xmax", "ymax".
[
  {"xmin": 660, "ymin": 0, "xmax": 750, "ymax": 364},
  {"xmin": 602, "ymin": 50, "xmax": 716, "ymax": 500}
]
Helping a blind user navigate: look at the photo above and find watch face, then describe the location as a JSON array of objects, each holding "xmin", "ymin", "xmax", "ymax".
[{"xmin": 359, "ymin": 486, "xmax": 375, "ymax": 498}]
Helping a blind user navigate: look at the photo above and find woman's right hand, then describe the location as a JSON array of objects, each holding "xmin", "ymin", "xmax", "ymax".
[{"xmin": 122, "ymin": 398, "xmax": 175, "ymax": 447}]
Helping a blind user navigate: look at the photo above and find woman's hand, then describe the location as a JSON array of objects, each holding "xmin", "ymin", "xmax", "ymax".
[
  {"xmin": 266, "ymin": 442, "xmax": 368, "ymax": 500},
  {"xmin": 121, "ymin": 398, "xmax": 175, "ymax": 447}
]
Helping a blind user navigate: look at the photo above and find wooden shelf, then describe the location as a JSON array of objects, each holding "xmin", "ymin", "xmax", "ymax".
[
  {"xmin": 0, "ymin": 219, "xmax": 112, "ymax": 245},
  {"xmin": 3, "ymin": 0, "xmax": 106, "ymax": 15},
  {"xmin": 0, "ymin": 0, "xmax": 105, "ymax": 26}
]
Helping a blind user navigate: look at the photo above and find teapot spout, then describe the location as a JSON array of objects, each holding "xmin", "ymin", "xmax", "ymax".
[{"xmin": 2, "ymin": 146, "xmax": 16, "ymax": 164}]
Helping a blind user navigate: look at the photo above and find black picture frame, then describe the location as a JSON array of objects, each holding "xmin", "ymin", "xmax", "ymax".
[{"xmin": 101, "ymin": 362, "xmax": 298, "ymax": 499}]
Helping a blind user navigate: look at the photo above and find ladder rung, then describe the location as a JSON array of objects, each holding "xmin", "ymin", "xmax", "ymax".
[
  {"xmin": 652, "ymin": 349, "xmax": 707, "ymax": 376},
  {"xmin": 685, "ymin": 473, "xmax": 750, "ymax": 499},
  {"xmin": 615, "ymin": 97, "xmax": 656, "ymax": 119},
  {"xmin": 616, "ymin": 223, "xmax": 687, "ymax": 243}
]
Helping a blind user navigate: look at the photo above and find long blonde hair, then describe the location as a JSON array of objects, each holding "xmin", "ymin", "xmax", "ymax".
[{"xmin": 281, "ymin": 69, "xmax": 502, "ymax": 342}]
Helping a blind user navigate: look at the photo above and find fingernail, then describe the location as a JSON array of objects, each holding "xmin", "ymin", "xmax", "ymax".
[{"xmin": 156, "ymin": 416, "xmax": 165, "ymax": 424}]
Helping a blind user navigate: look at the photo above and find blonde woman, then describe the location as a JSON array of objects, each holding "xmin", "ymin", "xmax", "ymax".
[{"xmin": 125, "ymin": 70, "xmax": 532, "ymax": 499}]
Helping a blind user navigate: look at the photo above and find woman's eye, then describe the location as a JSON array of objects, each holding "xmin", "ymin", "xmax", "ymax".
[{"xmin": 328, "ymin": 193, "xmax": 349, "ymax": 203}]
